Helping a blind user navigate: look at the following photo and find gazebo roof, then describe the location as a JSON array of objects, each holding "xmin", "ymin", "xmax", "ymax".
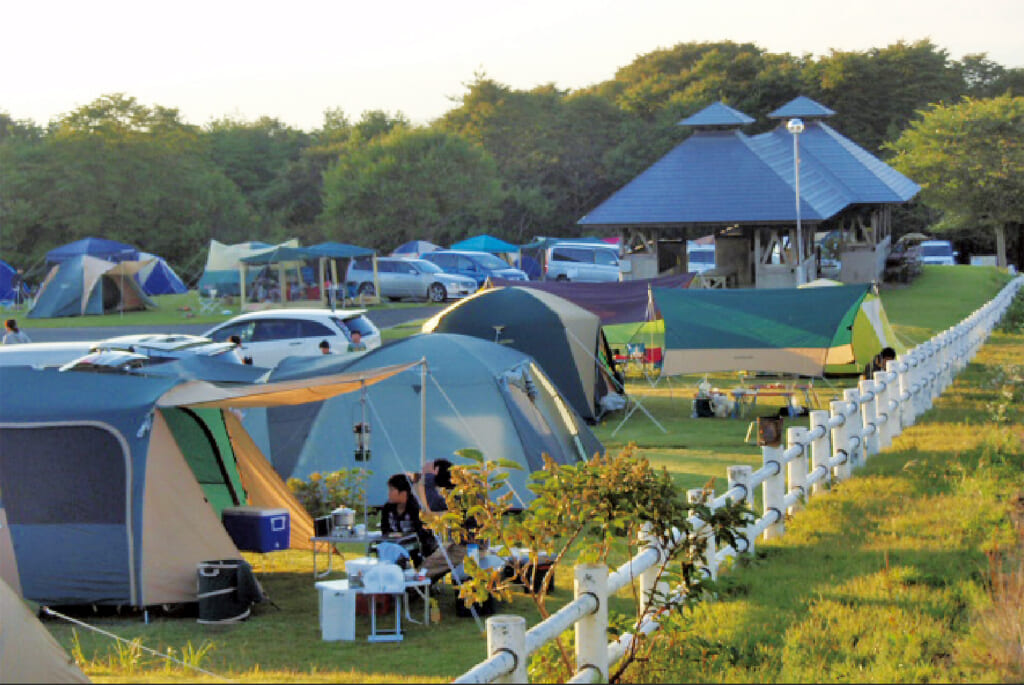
[
  {"xmin": 677, "ymin": 101, "xmax": 755, "ymax": 128},
  {"xmin": 579, "ymin": 97, "xmax": 918, "ymax": 228},
  {"xmin": 768, "ymin": 96, "xmax": 836, "ymax": 120}
]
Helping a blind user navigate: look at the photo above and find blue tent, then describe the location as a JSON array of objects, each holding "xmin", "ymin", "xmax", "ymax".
[
  {"xmin": 244, "ymin": 334, "xmax": 604, "ymax": 508},
  {"xmin": 45, "ymin": 237, "xmax": 139, "ymax": 265},
  {"xmin": 28, "ymin": 255, "xmax": 156, "ymax": 319},
  {"xmin": 391, "ymin": 240, "xmax": 441, "ymax": 258},
  {"xmin": 450, "ymin": 234, "xmax": 520, "ymax": 254},
  {"xmin": 0, "ymin": 259, "xmax": 28, "ymax": 303},
  {"xmin": 137, "ymin": 252, "xmax": 188, "ymax": 295},
  {"xmin": 0, "ymin": 361, "xmax": 406, "ymax": 606}
]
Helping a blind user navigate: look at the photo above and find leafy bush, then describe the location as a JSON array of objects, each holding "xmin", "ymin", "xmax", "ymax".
[
  {"xmin": 287, "ymin": 468, "xmax": 370, "ymax": 517},
  {"xmin": 998, "ymin": 290, "xmax": 1024, "ymax": 333}
]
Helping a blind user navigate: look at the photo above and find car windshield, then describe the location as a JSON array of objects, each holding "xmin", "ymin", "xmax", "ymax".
[
  {"xmin": 414, "ymin": 260, "xmax": 444, "ymax": 274},
  {"xmin": 922, "ymin": 244, "xmax": 952, "ymax": 257},
  {"xmin": 471, "ymin": 253, "xmax": 511, "ymax": 269}
]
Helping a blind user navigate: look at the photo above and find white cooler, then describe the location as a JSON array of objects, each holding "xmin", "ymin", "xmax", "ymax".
[{"xmin": 315, "ymin": 579, "xmax": 357, "ymax": 641}]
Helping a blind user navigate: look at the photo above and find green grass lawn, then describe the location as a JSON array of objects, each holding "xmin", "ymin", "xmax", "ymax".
[
  {"xmin": 17, "ymin": 291, "xmax": 442, "ymax": 329},
  {"xmin": 41, "ymin": 266, "xmax": 1022, "ymax": 683}
]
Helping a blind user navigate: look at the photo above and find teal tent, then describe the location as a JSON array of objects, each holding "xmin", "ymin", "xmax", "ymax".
[
  {"xmin": 245, "ymin": 333, "xmax": 604, "ymax": 508},
  {"xmin": 421, "ymin": 287, "xmax": 622, "ymax": 422},
  {"xmin": 28, "ymin": 255, "xmax": 155, "ymax": 319},
  {"xmin": 652, "ymin": 284, "xmax": 878, "ymax": 377}
]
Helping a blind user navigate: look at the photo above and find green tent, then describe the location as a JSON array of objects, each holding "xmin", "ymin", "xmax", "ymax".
[
  {"xmin": 652, "ymin": 283, "xmax": 903, "ymax": 377},
  {"xmin": 799, "ymin": 278, "xmax": 905, "ymax": 375}
]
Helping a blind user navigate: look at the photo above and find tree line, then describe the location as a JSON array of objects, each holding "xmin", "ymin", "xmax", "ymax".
[{"xmin": 2, "ymin": 39, "xmax": 1022, "ymax": 281}]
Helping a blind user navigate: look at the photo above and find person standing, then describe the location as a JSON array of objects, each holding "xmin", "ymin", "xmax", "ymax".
[{"xmin": 3, "ymin": 319, "xmax": 30, "ymax": 344}]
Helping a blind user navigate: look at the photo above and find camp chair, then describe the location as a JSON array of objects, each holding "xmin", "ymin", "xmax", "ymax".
[{"xmin": 198, "ymin": 288, "xmax": 219, "ymax": 315}]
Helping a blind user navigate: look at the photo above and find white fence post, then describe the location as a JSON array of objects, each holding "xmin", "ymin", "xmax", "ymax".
[
  {"xmin": 843, "ymin": 388, "xmax": 863, "ymax": 470},
  {"xmin": 760, "ymin": 446, "xmax": 785, "ymax": 540},
  {"xmin": 575, "ymin": 564, "xmax": 609, "ymax": 682},
  {"xmin": 727, "ymin": 465, "xmax": 755, "ymax": 556},
  {"xmin": 857, "ymin": 379, "xmax": 879, "ymax": 459},
  {"xmin": 688, "ymin": 489, "xmax": 717, "ymax": 580},
  {"xmin": 926, "ymin": 340, "xmax": 940, "ymax": 407},
  {"xmin": 893, "ymin": 356, "xmax": 915, "ymax": 430},
  {"xmin": 786, "ymin": 427, "xmax": 808, "ymax": 515},
  {"xmin": 829, "ymin": 400, "xmax": 852, "ymax": 482},
  {"xmin": 872, "ymin": 371, "xmax": 893, "ymax": 450},
  {"xmin": 809, "ymin": 409, "xmax": 830, "ymax": 496},
  {"xmin": 639, "ymin": 524, "xmax": 668, "ymax": 614},
  {"xmin": 487, "ymin": 615, "xmax": 528, "ymax": 684}
]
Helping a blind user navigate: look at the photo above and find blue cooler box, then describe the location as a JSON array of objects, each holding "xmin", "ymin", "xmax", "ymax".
[{"xmin": 222, "ymin": 506, "xmax": 290, "ymax": 552}]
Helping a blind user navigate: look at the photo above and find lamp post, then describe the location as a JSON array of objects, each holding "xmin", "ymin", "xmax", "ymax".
[{"xmin": 787, "ymin": 117, "xmax": 805, "ymax": 283}]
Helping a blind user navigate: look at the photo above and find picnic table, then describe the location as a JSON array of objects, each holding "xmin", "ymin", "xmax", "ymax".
[{"xmin": 729, "ymin": 381, "xmax": 820, "ymax": 418}]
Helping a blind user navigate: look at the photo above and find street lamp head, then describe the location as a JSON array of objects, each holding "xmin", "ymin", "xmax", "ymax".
[{"xmin": 787, "ymin": 118, "xmax": 805, "ymax": 134}]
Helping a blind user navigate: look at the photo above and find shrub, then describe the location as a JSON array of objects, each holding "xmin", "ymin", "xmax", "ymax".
[{"xmin": 286, "ymin": 468, "xmax": 370, "ymax": 518}]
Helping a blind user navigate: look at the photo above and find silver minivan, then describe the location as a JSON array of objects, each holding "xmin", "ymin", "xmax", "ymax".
[{"xmin": 545, "ymin": 243, "xmax": 622, "ymax": 282}]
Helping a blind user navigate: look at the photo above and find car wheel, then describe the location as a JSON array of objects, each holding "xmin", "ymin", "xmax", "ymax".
[
  {"xmin": 358, "ymin": 282, "xmax": 375, "ymax": 296},
  {"xmin": 555, "ymin": 275, "xmax": 568, "ymax": 282},
  {"xmin": 387, "ymin": 296, "xmax": 402, "ymax": 302},
  {"xmin": 428, "ymin": 283, "xmax": 447, "ymax": 303}
]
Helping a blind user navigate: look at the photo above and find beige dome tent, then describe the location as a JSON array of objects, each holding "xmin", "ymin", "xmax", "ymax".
[{"xmin": 0, "ymin": 576, "xmax": 89, "ymax": 683}]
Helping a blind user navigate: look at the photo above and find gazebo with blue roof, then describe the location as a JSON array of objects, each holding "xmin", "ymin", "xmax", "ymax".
[{"xmin": 578, "ymin": 96, "xmax": 919, "ymax": 287}]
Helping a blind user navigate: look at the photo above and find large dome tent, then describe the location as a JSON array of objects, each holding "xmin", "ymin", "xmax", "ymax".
[{"xmin": 245, "ymin": 334, "xmax": 604, "ymax": 508}]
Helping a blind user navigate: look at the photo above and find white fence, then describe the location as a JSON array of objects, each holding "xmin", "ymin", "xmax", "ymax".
[{"xmin": 454, "ymin": 276, "xmax": 1024, "ymax": 684}]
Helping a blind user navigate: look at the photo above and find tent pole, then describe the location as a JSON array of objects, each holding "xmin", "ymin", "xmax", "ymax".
[
  {"xmin": 360, "ymin": 379, "xmax": 369, "ymax": 532},
  {"xmin": 420, "ymin": 358, "xmax": 427, "ymax": 474}
]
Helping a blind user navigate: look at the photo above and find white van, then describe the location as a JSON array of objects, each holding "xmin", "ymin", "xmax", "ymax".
[
  {"xmin": 919, "ymin": 240, "xmax": 957, "ymax": 266},
  {"xmin": 545, "ymin": 243, "xmax": 622, "ymax": 282}
]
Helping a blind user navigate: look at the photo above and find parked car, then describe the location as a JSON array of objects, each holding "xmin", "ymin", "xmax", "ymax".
[
  {"xmin": 919, "ymin": 240, "xmax": 958, "ymax": 265},
  {"xmin": 89, "ymin": 334, "xmax": 243, "ymax": 364},
  {"xmin": 0, "ymin": 334, "xmax": 241, "ymax": 369},
  {"xmin": 346, "ymin": 257, "xmax": 478, "ymax": 303},
  {"xmin": 544, "ymin": 243, "xmax": 622, "ymax": 282},
  {"xmin": 203, "ymin": 308, "xmax": 380, "ymax": 367},
  {"xmin": 686, "ymin": 244, "xmax": 717, "ymax": 275},
  {"xmin": 421, "ymin": 250, "xmax": 528, "ymax": 286}
]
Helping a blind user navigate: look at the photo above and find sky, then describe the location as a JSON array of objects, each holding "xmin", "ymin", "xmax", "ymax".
[{"xmin": 3, "ymin": 0, "xmax": 1023, "ymax": 132}]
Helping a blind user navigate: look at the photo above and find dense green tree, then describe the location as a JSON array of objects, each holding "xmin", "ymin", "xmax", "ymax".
[
  {"xmin": 959, "ymin": 53, "xmax": 1024, "ymax": 98},
  {"xmin": 0, "ymin": 94, "xmax": 254, "ymax": 275},
  {"xmin": 886, "ymin": 95, "xmax": 1024, "ymax": 267},
  {"xmin": 803, "ymin": 40, "xmax": 965, "ymax": 153},
  {"xmin": 586, "ymin": 42, "xmax": 805, "ymax": 127},
  {"xmin": 320, "ymin": 127, "xmax": 504, "ymax": 248},
  {"xmin": 441, "ymin": 77, "xmax": 645, "ymax": 238},
  {"xmin": 203, "ymin": 115, "xmax": 311, "ymax": 232}
]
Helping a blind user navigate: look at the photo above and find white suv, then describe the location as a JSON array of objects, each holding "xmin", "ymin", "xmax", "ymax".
[{"xmin": 203, "ymin": 308, "xmax": 380, "ymax": 367}]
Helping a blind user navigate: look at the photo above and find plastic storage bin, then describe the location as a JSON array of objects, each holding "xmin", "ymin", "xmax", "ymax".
[
  {"xmin": 315, "ymin": 579, "xmax": 357, "ymax": 641},
  {"xmin": 221, "ymin": 506, "xmax": 290, "ymax": 552}
]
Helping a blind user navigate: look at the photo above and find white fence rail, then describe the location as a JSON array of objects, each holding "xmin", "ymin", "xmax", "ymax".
[{"xmin": 455, "ymin": 276, "xmax": 1024, "ymax": 684}]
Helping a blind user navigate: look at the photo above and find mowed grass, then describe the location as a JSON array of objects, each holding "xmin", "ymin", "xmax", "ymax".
[
  {"xmin": 40, "ymin": 267, "xmax": 1020, "ymax": 682},
  {"xmin": 18, "ymin": 290, "xmax": 441, "ymax": 329}
]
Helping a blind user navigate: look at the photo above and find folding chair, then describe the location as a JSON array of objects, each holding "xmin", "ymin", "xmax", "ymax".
[{"xmin": 198, "ymin": 288, "xmax": 219, "ymax": 315}]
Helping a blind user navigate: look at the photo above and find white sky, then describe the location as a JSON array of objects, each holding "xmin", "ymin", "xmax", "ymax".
[{"xmin": 3, "ymin": 0, "xmax": 1022, "ymax": 131}]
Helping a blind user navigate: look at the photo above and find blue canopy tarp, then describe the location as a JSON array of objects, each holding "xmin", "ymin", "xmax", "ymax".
[{"xmin": 450, "ymin": 234, "xmax": 519, "ymax": 254}]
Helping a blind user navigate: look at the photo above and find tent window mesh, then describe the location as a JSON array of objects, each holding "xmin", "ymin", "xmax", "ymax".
[{"xmin": 0, "ymin": 426, "xmax": 126, "ymax": 524}]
